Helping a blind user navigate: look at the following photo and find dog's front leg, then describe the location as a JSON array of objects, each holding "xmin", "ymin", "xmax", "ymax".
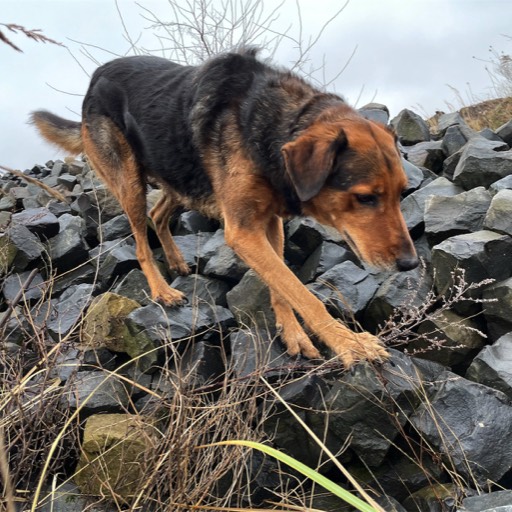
[{"xmin": 223, "ymin": 212, "xmax": 388, "ymax": 367}]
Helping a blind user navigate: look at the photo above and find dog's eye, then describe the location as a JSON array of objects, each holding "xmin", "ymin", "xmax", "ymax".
[{"xmin": 355, "ymin": 194, "xmax": 378, "ymax": 206}]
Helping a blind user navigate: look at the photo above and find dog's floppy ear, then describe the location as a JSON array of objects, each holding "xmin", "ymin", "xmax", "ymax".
[{"xmin": 282, "ymin": 129, "xmax": 347, "ymax": 202}]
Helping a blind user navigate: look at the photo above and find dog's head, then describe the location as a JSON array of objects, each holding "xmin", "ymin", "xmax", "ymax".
[{"xmin": 282, "ymin": 117, "xmax": 418, "ymax": 272}]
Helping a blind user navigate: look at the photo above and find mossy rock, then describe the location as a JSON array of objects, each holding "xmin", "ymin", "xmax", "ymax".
[
  {"xmin": 82, "ymin": 292, "xmax": 156, "ymax": 370},
  {"xmin": 75, "ymin": 413, "xmax": 156, "ymax": 500},
  {"xmin": 0, "ymin": 236, "xmax": 17, "ymax": 276}
]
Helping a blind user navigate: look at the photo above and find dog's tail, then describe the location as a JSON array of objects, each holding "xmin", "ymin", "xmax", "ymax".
[{"xmin": 30, "ymin": 110, "xmax": 83, "ymax": 155}]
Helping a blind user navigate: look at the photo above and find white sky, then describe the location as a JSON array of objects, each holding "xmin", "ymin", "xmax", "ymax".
[{"xmin": 1, "ymin": 0, "xmax": 511, "ymax": 171}]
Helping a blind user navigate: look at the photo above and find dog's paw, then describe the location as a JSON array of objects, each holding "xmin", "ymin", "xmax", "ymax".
[
  {"xmin": 278, "ymin": 319, "xmax": 322, "ymax": 360},
  {"xmin": 152, "ymin": 286, "xmax": 187, "ymax": 307},
  {"xmin": 170, "ymin": 261, "xmax": 191, "ymax": 276},
  {"xmin": 320, "ymin": 322, "xmax": 388, "ymax": 368}
]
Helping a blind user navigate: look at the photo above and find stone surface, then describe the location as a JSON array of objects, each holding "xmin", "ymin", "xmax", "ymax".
[
  {"xmin": 2, "ymin": 270, "xmax": 45, "ymax": 302},
  {"xmin": 11, "ymin": 206, "xmax": 59, "ymax": 238},
  {"xmin": 390, "ymin": 109, "xmax": 430, "ymax": 145},
  {"xmin": 466, "ymin": 334, "xmax": 512, "ymax": 399},
  {"xmin": 424, "ymin": 187, "xmax": 492, "ymax": 243},
  {"xmin": 496, "ymin": 119, "xmax": 512, "ymax": 146},
  {"xmin": 409, "ymin": 375, "xmax": 512, "ymax": 485},
  {"xmin": 483, "ymin": 188, "xmax": 512, "ymax": 235},
  {"xmin": 457, "ymin": 490, "xmax": 512, "ymax": 512},
  {"xmin": 403, "ymin": 141, "xmax": 445, "ymax": 173},
  {"xmin": 453, "ymin": 137, "xmax": 512, "ymax": 190},
  {"xmin": 298, "ymin": 241, "xmax": 354, "ymax": 283},
  {"xmin": 171, "ymin": 273, "xmax": 230, "ymax": 307},
  {"xmin": 483, "ymin": 277, "xmax": 512, "ymax": 340}
]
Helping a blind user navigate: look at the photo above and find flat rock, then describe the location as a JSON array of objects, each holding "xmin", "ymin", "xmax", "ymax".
[
  {"xmin": 11, "ymin": 206, "xmax": 59, "ymax": 238},
  {"xmin": 457, "ymin": 490, "xmax": 512, "ymax": 512}
]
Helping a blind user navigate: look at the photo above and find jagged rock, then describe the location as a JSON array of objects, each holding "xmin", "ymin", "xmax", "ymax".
[
  {"xmin": 62, "ymin": 370, "xmax": 131, "ymax": 413},
  {"xmin": 126, "ymin": 302, "xmax": 234, "ymax": 346},
  {"xmin": 402, "ymin": 141, "xmax": 445, "ymax": 173},
  {"xmin": 196, "ymin": 229, "xmax": 225, "ymax": 270},
  {"xmin": 263, "ymin": 374, "xmax": 338, "ymax": 469},
  {"xmin": 50, "ymin": 160, "xmax": 68, "ymax": 176},
  {"xmin": 229, "ymin": 328, "xmax": 296, "ymax": 379},
  {"xmin": 483, "ymin": 188, "xmax": 512, "ymax": 235},
  {"xmin": 75, "ymin": 414, "xmax": 155, "ymax": 498},
  {"xmin": 298, "ymin": 241, "xmax": 354, "ymax": 283},
  {"xmin": 173, "ymin": 232, "xmax": 212, "ymax": 270},
  {"xmin": 364, "ymin": 266, "xmax": 433, "ymax": 332},
  {"xmin": 466, "ymin": 334, "xmax": 512, "ymax": 399},
  {"xmin": 4, "ymin": 223, "xmax": 43, "ymax": 271},
  {"xmin": 413, "ymin": 310, "xmax": 485, "ymax": 366},
  {"xmin": 402, "ymin": 158, "xmax": 424, "ymax": 194},
  {"xmin": 226, "ymin": 270, "xmax": 273, "ymax": 328},
  {"xmin": 457, "ymin": 490, "xmax": 512, "ymax": 512},
  {"xmin": 441, "ymin": 123, "xmax": 475, "ymax": 156},
  {"xmin": 478, "ymin": 127, "xmax": 503, "ymax": 142},
  {"xmin": 35, "ymin": 482, "xmax": 90, "ymax": 512},
  {"xmin": 203, "ymin": 243, "xmax": 248, "ymax": 281},
  {"xmin": 489, "ymin": 174, "xmax": 512, "ymax": 195},
  {"xmin": 390, "ymin": 109, "xmax": 430, "ymax": 145},
  {"xmin": 97, "ymin": 213, "xmax": 131, "ymax": 242},
  {"xmin": 56, "ymin": 173, "xmax": 77, "ymax": 190},
  {"xmin": 436, "ymin": 111, "xmax": 467, "ymax": 134},
  {"xmin": 308, "ymin": 261, "xmax": 379, "ymax": 319},
  {"xmin": 358, "ymin": 102, "xmax": 390, "ymax": 124},
  {"xmin": 42, "ymin": 283, "xmax": 95, "ymax": 340},
  {"xmin": 175, "ymin": 210, "xmax": 218, "ymax": 235},
  {"xmin": 400, "ymin": 177, "xmax": 463, "ymax": 233},
  {"xmin": 97, "ymin": 243, "xmax": 140, "ymax": 283},
  {"xmin": 452, "ymin": 137, "xmax": 512, "ymax": 189},
  {"xmin": 482, "ymin": 278, "xmax": 512, "ymax": 340},
  {"xmin": 402, "ymin": 483, "xmax": 467, "ymax": 512},
  {"xmin": 285, "ymin": 217, "xmax": 342, "ymax": 264},
  {"xmin": 47, "ymin": 213, "xmax": 89, "ymax": 271},
  {"xmin": 177, "ymin": 340, "xmax": 225, "ymax": 387},
  {"xmin": 496, "ymin": 119, "xmax": 512, "ymax": 146},
  {"xmin": 424, "ymin": 187, "xmax": 492, "ymax": 243},
  {"xmin": 113, "ymin": 268, "xmax": 152, "ymax": 305},
  {"xmin": 2, "ymin": 270, "xmax": 45, "ymax": 302},
  {"xmin": 171, "ymin": 273, "xmax": 230, "ymax": 307},
  {"xmin": 409, "ymin": 375, "xmax": 512, "ymax": 485},
  {"xmin": 51, "ymin": 264, "xmax": 96, "ymax": 295},
  {"xmin": 11, "ymin": 206, "xmax": 59, "ymax": 238},
  {"xmin": 322, "ymin": 350, "xmax": 423, "ymax": 466},
  {"xmin": 0, "ymin": 194, "xmax": 15, "ymax": 211},
  {"xmin": 431, "ymin": 230, "xmax": 512, "ymax": 300}
]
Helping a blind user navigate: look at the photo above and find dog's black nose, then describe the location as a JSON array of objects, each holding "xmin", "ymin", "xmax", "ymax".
[{"xmin": 396, "ymin": 256, "xmax": 419, "ymax": 271}]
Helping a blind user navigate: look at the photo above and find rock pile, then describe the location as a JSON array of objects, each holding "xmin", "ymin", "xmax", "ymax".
[{"xmin": 2, "ymin": 108, "xmax": 512, "ymax": 511}]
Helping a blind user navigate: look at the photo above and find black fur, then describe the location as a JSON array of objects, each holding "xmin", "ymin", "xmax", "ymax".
[{"xmin": 83, "ymin": 50, "xmax": 348, "ymax": 213}]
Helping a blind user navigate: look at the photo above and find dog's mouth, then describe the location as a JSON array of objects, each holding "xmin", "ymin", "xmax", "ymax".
[{"xmin": 341, "ymin": 230, "xmax": 395, "ymax": 271}]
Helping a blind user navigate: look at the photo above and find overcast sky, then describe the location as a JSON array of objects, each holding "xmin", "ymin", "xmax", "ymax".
[{"xmin": 1, "ymin": 0, "xmax": 511, "ymax": 171}]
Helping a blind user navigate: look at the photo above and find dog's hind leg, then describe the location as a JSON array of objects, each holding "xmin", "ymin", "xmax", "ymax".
[
  {"xmin": 82, "ymin": 118, "xmax": 186, "ymax": 306},
  {"xmin": 149, "ymin": 188, "xmax": 190, "ymax": 275},
  {"xmin": 266, "ymin": 216, "xmax": 321, "ymax": 359}
]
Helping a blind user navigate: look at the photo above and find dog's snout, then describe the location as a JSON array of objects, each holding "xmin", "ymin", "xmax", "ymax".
[{"xmin": 396, "ymin": 255, "xmax": 419, "ymax": 272}]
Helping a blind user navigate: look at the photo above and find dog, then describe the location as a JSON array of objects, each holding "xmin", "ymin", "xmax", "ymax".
[{"xmin": 31, "ymin": 48, "xmax": 418, "ymax": 368}]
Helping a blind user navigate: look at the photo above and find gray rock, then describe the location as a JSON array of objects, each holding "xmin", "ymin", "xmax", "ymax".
[
  {"xmin": 483, "ymin": 188, "xmax": 512, "ymax": 235},
  {"xmin": 97, "ymin": 214, "xmax": 131, "ymax": 242},
  {"xmin": 179, "ymin": 340, "xmax": 225, "ymax": 387},
  {"xmin": 489, "ymin": 174, "xmax": 512, "ymax": 196},
  {"xmin": 196, "ymin": 229, "xmax": 225, "ymax": 270},
  {"xmin": 44, "ymin": 283, "xmax": 95, "ymax": 339},
  {"xmin": 431, "ymin": 231, "xmax": 512, "ymax": 298},
  {"xmin": 324, "ymin": 350, "xmax": 423, "ymax": 466},
  {"xmin": 51, "ymin": 264, "xmax": 96, "ymax": 295},
  {"xmin": 11, "ymin": 206, "xmax": 59, "ymax": 238},
  {"xmin": 441, "ymin": 123, "xmax": 475, "ymax": 156},
  {"xmin": 226, "ymin": 270, "xmax": 273, "ymax": 328},
  {"xmin": 457, "ymin": 490, "xmax": 512, "ymax": 512},
  {"xmin": 0, "ymin": 211, "xmax": 11, "ymax": 232},
  {"xmin": 2, "ymin": 270, "xmax": 45, "ymax": 302},
  {"xmin": 126, "ymin": 302, "xmax": 234, "ymax": 345},
  {"xmin": 482, "ymin": 277, "xmax": 512, "ymax": 340},
  {"xmin": 0, "ymin": 194, "xmax": 15, "ymax": 211},
  {"xmin": 364, "ymin": 266, "xmax": 433, "ymax": 332},
  {"xmin": 56, "ymin": 173, "xmax": 77, "ymax": 190},
  {"xmin": 229, "ymin": 328, "xmax": 296, "ymax": 379},
  {"xmin": 298, "ymin": 241, "xmax": 354, "ymax": 283},
  {"xmin": 442, "ymin": 147, "xmax": 464, "ymax": 180},
  {"xmin": 390, "ymin": 109, "xmax": 430, "ymax": 145},
  {"xmin": 175, "ymin": 210, "xmax": 218, "ymax": 235},
  {"xmin": 437, "ymin": 111, "xmax": 467, "ymax": 134},
  {"xmin": 400, "ymin": 177, "xmax": 463, "ymax": 233},
  {"xmin": 5, "ymin": 223, "xmax": 43, "ymax": 271},
  {"xmin": 413, "ymin": 309, "xmax": 485, "ymax": 366},
  {"xmin": 47, "ymin": 213, "xmax": 89, "ymax": 271},
  {"xmin": 203, "ymin": 243, "xmax": 248, "ymax": 281},
  {"xmin": 453, "ymin": 137, "xmax": 512, "ymax": 190},
  {"xmin": 62, "ymin": 370, "xmax": 131, "ymax": 413},
  {"xmin": 424, "ymin": 187, "xmax": 492, "ymax": 243},
  {"xmin": 403, "ymin": 141, "xmax": 445, "ymax": 173},
  {"xmin": 308, "ymin": 261, "xmax": 379, "ymax": 318},
  {"xmin": 50, "ymin": 160, "xmax": 68, "ymax": 176},
  {"xmin": 171, "ymin": 273, "xmax": 230, "ymax": 307},
  {"xmin": 173, "ymin": 232, "xmax": 212, "ymax": 270},
  {"xmin": 496, "ymin": 119, "xmax": 512, "ymax": 146},
  {"xmin": 410, "ymin": 375, "xmax": 512, "ymax": 485},
  {"xmin": 402, "ymin": 158, "xmax": 424, "ymax": 193},
  {"xmin": 358, "ymin": 102, "xmax": 390, "ymax": 124},
  {"xmin": 466, "ymin": 334, "xmax": 512, "ymax": 400},
  {"xmin": 113, "ymin": 268, "xmax": 152, "ymax": 305},
  {"xmin": 98, "ymin": 243, "xmax": 140, "ymax": 283},
  {"xmin": 479, "ymin": 127, "xmax": 503, "ymax": 142},
  {"xmin": 36, "ymin": 481, "xmax": 89, "ymax": 512}
]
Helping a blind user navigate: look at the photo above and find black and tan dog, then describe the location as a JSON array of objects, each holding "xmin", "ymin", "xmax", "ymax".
[{"xmin": 31, "ymin": 49, "xmax": 418, "ymax": 367}]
